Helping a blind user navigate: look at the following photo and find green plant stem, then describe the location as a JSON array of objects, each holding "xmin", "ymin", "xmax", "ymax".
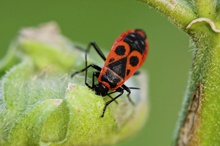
[
  {"xmin": 194, "ymin": 0, "xmax": 216, "ymax": 18},
  {"xmin": 175, "ymin": 23, "xmax": 219, "ymax": 145},
  {"xmin": 139, "ymin": 0, "xmax": 197, "ymax": 29},
  {"xmin": 141, "ymin": 0, "xmax": 220, "ymax": 145}
]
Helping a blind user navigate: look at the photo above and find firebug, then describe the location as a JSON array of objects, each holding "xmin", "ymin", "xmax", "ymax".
[{"xmin": 71, "ymin": 29, "xmax": 149, "ymax": 117}]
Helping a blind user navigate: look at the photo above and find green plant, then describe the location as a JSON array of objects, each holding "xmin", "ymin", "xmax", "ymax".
[
  {"xmin": 140, "ymin": 0, "xmax": 220, "ymax": 145},
  {"xmin": 0, "ymin": 23, "xmax": 148, "ymax": 146}
]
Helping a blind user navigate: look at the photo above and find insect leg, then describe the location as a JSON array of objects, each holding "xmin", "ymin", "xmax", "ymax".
[
  {"xmin": 101, "ymin": 88, "xmax": 124, "ymax": 117},
  {"xmin": 87, "ymin": 42, "xmax": 106, "ymax": 61},
  {"xmin": 71, "ymin": 64, "xmax": 101, "ymax": 77},
  {"xmin": 72, "ymin": 41, "xmax": 107, "ymax": 88},
  {"xmin": 74, "ymin": 45, "xmax": 86, "ymax": 52},
  {"xmin": 92, "ymin": 71, "xmax": 100, "ymax": 88},
  {"xmin": 129, "ymin": 87, "xmax": 140, "ymax": 90},
  {"xmin": 107, "ymin": 91, "xmax": 119, "ymax": 104},
  {"xmin": 71, "ymin": 64, "xmax": 101, "ymax": 89},
  {"xmin": 134, "ymin": 70, "xmax": 140, "ymax": 76},
  {"xmin": 121, "ymin": 84, "xmax": 135, "ymax": 105}
]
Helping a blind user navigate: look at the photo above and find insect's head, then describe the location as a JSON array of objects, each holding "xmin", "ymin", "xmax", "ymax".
[{"xmin": 94, "ymin": 83, "xmax": 109, "ymax": 96}]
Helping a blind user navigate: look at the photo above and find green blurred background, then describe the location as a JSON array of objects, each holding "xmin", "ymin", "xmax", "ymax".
[{"xmin": 0, "ymin": 0, "xmax": 192, "ymax": 146}]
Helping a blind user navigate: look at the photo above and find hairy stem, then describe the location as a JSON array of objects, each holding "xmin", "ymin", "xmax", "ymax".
[
  {"xmin": 194, "ymin": 0, "xmax": 217, "ymax": 18},
  {"xmin": 141, "ymin": 0, "xmax": 220, "ymax": 145},
  {"xmin": 139, "ymin": 0, "xmax": 197, "ymax": 29}
]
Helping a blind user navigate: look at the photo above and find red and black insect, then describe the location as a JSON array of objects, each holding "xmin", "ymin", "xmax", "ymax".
[{"xmin": 71, "ymin": 29, "xmax": 149, "ymax": 117}]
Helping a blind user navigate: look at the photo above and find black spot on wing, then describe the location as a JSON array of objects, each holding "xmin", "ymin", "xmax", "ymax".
[
  {"xmin": 109, "ymin": 58, "xmax": 115, "ymax": 63},
  {"xmin": 130, "ymin": 56, "xmax": 139, "ymax": 66},
  {"xmin": 115, "ymin": 45, "xmax": 126, "ymax": 56},
  {"xmin": 126, "ymin": 69, "xmax": 130, "ymax": 76}
]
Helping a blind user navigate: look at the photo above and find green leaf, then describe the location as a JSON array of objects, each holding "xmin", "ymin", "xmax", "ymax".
[
  {"xmin": 6, "ymin": 99, "xmax": 61, "ymax": 146},
  {"xmin": 0, "ymin": 42, "xmax": 21, "ymax": 77}
]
